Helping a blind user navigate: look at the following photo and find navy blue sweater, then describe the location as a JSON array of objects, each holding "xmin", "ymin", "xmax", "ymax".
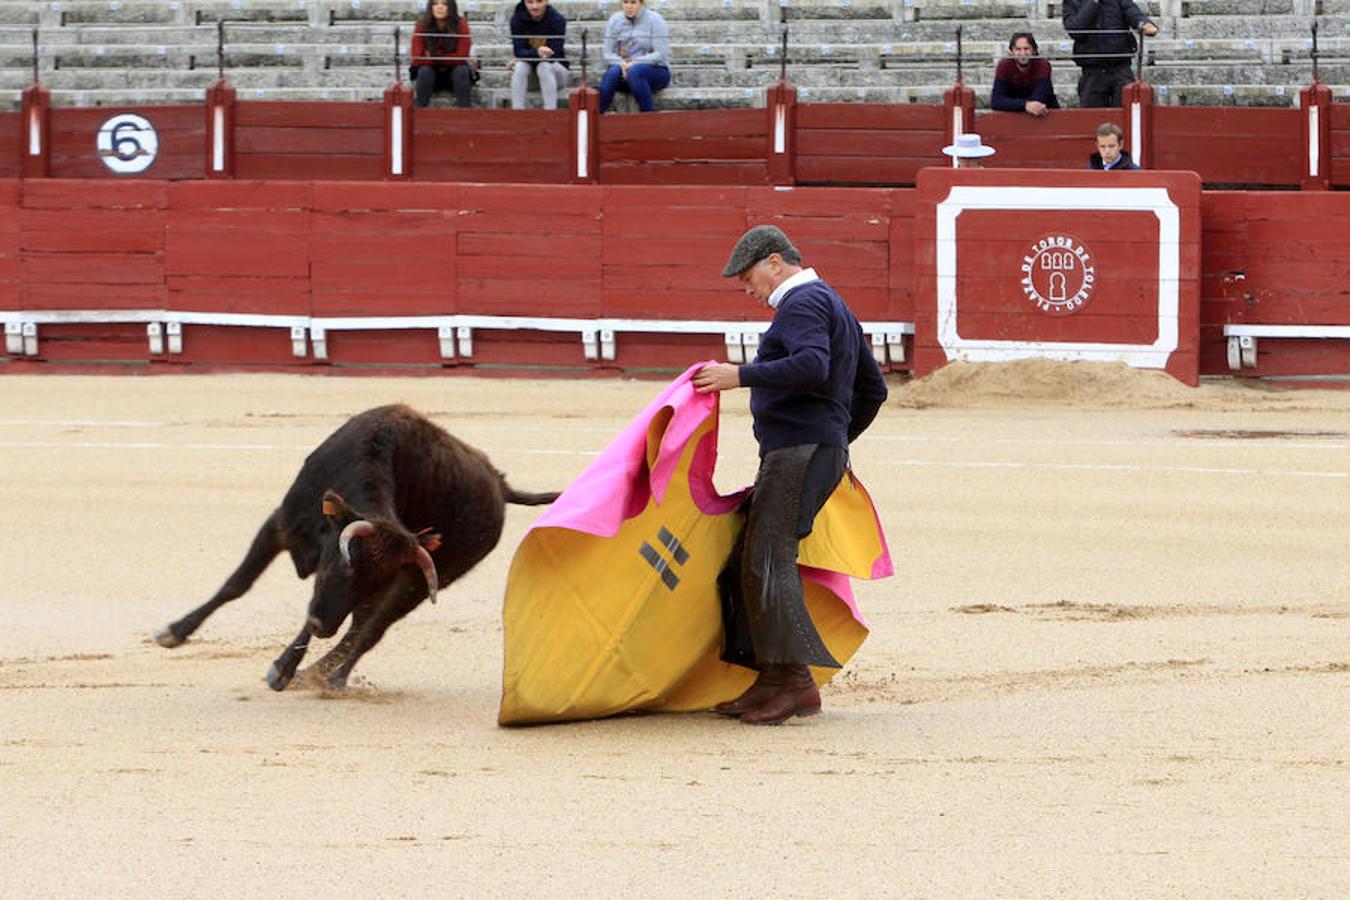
[
  {"xmin": 510, "ymin": 2, "xmax": 569, "ymax": 67},
  {"xmin": 737, "ymin": 278, "xmax": 888, "ymax": 456}
]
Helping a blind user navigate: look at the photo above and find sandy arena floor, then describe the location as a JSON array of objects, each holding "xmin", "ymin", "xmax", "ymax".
[{"xmin": 1, "ymin": 364, "xmax": 1347, "ymax": 898}]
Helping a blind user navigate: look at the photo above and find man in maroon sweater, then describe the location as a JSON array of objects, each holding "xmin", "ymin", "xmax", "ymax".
[
  {"xmin": 992, "ymin": 32, "xmax": 1060, "ymax": 116},
  {"xmin": 692, "ymin": 226, "xmax": 888, "ymax": 725}
]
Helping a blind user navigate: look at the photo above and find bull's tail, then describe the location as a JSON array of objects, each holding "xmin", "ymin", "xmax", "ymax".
[{"xmin": 504, "ymin": 485, "xmax": 561, "ymax": 506}]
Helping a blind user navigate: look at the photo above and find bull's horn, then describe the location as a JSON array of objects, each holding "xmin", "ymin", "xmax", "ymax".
[
  {"xmin": 338, "ymin": 520, "xmax": 375, "ymax": 565},
  {"xmin": 415, "ymin": 545, "xmax": 440, "ymax": 605}
]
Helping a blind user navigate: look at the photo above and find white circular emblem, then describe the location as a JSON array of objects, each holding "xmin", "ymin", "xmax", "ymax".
[
  {"xmin": 1019, "ymin": 234, "xmax": 1096, "ymax": 315},
  {"xmin": 96, "ymin": 114, "xmax": 159, "ymax": 174}
]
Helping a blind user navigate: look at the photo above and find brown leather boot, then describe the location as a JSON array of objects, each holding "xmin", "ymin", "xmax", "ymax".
[
  {"xmin": 712, "ymin": 666, "xmax": 785, "ymax": 716},
  {"xmin": 739, "ymin": 664, "xmax": 821, "ymax": 725}
]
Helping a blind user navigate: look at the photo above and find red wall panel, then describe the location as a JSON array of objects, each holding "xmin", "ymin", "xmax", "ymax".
[
  {"xmin": 600, "ymin": 109, "xmax": 768, "ymax": 185},
  {"xmin": 601, "ymin": 185, "xmax": 750, "ymax": 319},
  {"xmin": 311, "ymin": 181, "xmax": 459, "ymax": 317},
  {"xmin": 1, "ymin": 176, "xmax": 1347, "ymax": 376},
  {"xmin": 19, "ymin": 180, "xmax": 167, "ymax": 312},
  {"xmin": 1330, "ymin": 104, "xmax": 1350, "ymax": 187},
  {"xmin": 232, "ymin": 102, "xmax": 384, "ymax": 181},
  {"xmin": 413, "ymin": 109, "xmax": 570, "ymax": 183},
  {"xmin": 1153, "ymin": 107, "xmax": 1302, "ymax": 186},
  {"xmin": 456, "ymin": 184, "xmax": 603, "ymax": 318},
  {"xmin": 0, "ymin": 181, "xmax": 19, "ymax": 309},
  {"xmin": 0, "ymin": 111, "xmax": 20, "ymax": 179},
  {"xmin": 795, "ymin": 104, "xmax": 946, "ymax": 187},
  {"xmin": 45, "ymin": 106, "xmax": 206, "ymax": 180},
  {"xmin": 976, "ymin": 109, "xmax": 1124, "ymax": 171},
  {"xmin": 165, "ymin": 181, "xmax": 312, "ymax": 315}
]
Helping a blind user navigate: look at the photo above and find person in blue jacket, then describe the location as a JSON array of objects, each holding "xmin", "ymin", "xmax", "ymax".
[
  {"xmin": 509, "ymin": 0, "xmax": 569, "ymax": 110},
  {"xmin": 692, "ymin": 226, "xmax": 888, "ymax": 726}
]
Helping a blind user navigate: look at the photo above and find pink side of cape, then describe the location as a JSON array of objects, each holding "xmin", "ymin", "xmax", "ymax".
[
  {"xmin": 526, "ymin": 364, "xmax": 889, "ymax": 626},
  {"xmin": 529, "ymin": 363, "xmax": 738, "ymax": 537}
]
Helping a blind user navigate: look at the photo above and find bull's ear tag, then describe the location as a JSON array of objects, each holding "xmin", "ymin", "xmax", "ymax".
[
  {"xmin": 416, "ymin": 528, "xmax": 442, "ymax": 553},
  {"xmin": 322, "ymin": 498, "xmax": 338, "ymax": 516}
]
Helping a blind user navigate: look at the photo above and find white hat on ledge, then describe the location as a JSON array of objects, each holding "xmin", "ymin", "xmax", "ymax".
[{"xmin": 942, "ymin": 133, "xmax": 997, "ymax": 158}]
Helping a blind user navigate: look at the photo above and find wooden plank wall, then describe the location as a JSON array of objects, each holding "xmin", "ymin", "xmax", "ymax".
[
  {"xmin": 5, "ymin": 100, "xmax": 1347, "ymax": 188},
  {"xmin": 975, "ymin": 109, "xmax": 1125, "ymax": 170},
  {"xmin": 795, "ymin": 104, "xmax": 946, "ymax": 186},
  {"xmin": 1152, "ymin": 106, "xmax": 1303, "ymax": 186},
  {"xmin": 47, "ymin": 106, "xmax": 205, "ymax": 180},
  {"xmin": 599, "ymin": 109, "xmax": 768, "ymax": 185},
  {"xmin": 0, "ymin": 180, "xmax": 17, "ymax": 309},
  {"xmin": 2, "ymin": 178, "xmax": 1347, "ymax": 377},
  {"xmin": 1330, "ymin": 104, "xmax": 1350, "ymax": 188},
  {"xmin": 233, "ymin": 102, "xmax": 384, "ymax": 181},
  {"xmin": 1200, "ymin": 190, "xmax": 1350, "ymax": 376},
  {"xmin": 0, "ymin": 110, "xmax": 19, "ymax": 179},
  {"xmin": 414, "ymin": 109, "xmax": 571, "ymax": 183}
]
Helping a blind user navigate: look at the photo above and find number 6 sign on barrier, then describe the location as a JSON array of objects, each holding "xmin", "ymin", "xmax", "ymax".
[{"xmin": 96, "ymin": 114, "xmax": 159, "ymax": 174}]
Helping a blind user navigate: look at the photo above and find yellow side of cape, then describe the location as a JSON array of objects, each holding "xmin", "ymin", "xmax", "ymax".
[{"xmin": 498, "ymin": 414, "xmax": 879, "ymax": 726}]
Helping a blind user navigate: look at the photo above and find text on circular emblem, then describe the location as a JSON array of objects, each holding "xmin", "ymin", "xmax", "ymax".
[{"xmin": 1020, "ymin": 234, "xmax": 1096, "ymax": 315}]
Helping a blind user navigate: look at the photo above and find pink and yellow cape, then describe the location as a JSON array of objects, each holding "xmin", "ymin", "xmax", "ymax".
[{"xmin": 498, "ymin": 364, "xmax": 892, "ymax": 725}]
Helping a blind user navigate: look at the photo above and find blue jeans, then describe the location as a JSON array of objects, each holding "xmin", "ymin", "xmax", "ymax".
[{"xmin": 598, "ymin": 63, "xmax": 670, "ymax": 113}]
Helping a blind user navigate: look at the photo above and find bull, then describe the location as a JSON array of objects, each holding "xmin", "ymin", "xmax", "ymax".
[{"xmin": 154, "ymin": 404, "xmax": 558, "ymax": 691}]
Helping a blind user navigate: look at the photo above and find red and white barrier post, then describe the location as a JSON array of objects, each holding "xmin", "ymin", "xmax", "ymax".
[
  {"xmin": 766, "ymin": 80, "xmax": 797, "ymax": 186},
  {"xmin": 384, "ymin": 81, "xmax": 414, "ymax": 180},
  {"xmin": 20, "ymin": 84, "xmax": 50, "ymax": 178},
  {"xmin": 204, "ymin": 79, "xmax": 236, "ymax": 179}
]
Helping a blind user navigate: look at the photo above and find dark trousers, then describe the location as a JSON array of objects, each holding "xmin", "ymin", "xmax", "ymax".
[
  {"xmin": 718, "ymin": 444, "xmax": 848, "ymax": 669},
  {"xmin": 1077, "ymin": 62, "xmax": 1135, "ymax": 108},
  {"xmin": 413, "ymin": 64, "xmax": 472, "ymax": 108},
  {"xmin": 598, "ymin": 63, "xmax": 671, "ymax": 113}
]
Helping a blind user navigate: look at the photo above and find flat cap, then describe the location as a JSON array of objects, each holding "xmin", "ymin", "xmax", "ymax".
[{"xmin": 721, "ymin": 225, "xmax": 798, "ymax": 278}]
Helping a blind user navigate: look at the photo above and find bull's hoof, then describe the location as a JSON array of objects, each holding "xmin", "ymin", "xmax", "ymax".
[
  {"xmin": 153, "ymin": 625, "xmax": 185, "ymax": 648},
  {"xmin": 266, "ymin": 662, "xmax": 293, "ymax": 692},
  {"xmin": 325, "ymin": 672, "xmax": 348, "ymax": 692}
]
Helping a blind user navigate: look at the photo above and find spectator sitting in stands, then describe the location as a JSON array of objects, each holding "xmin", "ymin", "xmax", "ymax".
[
  {"xmin": 509, "ymin": 0, "xmax": 569, "ymax": 110},
  {"xmin": 1063, "ymin": 0, "xmax": 1158, "ymax": 109},
  {"xmin": 411, "ymin": 0, "xmax": 475, "ymax": 109},
  {"xmin": 599, "ymin": 0, "xmax": 671, "ymax": 113},
  {"xmin": 942, "ymin": 133, "xmax": 996, "ymax": 169},
  {"xmin": 1089, "ymin": 122, "xmax": 1139, "ymax": 169},
  {"xmin": 992, "ymin": 32, "xmax": 1059, "ymax": 117}
]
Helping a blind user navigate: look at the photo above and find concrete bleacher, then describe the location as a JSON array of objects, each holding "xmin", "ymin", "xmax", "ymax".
[{"xmin": 0, "ymin": 0, "xmax": 1344, "ymax": 110}]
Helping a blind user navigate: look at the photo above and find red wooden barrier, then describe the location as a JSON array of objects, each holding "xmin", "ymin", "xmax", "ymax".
[
  {"xmin": 1, "ymin": 177, "xmax": 1346, "ymax": 378},
  {"xmin": 0, "ymin": 181, "xmax": 17, "ymax": 309},
  {"xmin": 795, "ymin": 104, "xmax": 946, "ymax": 186},
  {"xmin": 1327, "ymin": 98, "xmax": 1350, "ymax": 187},
  {"xmin": 10, "ymin": 90, "xmax": 1350, "ymax": 190},
  {"xmin": 233, "ymin": 102, "xmax": 384, "ymax": 181},
  {"xmin": 0, "ymin": 111, "xmax": 20, "ymax": 179},
  {"xmin": 414, "ymin": 108, "xmax": 571, "ymax": 183},
  {"xmin": 461, "ymin": 183, "xmax": 601, "ymax": 318},
  {"xmin": 598, "ymin": 109, "xmax": 768, "ymax": 185},
  {"xmin": 1152, "ymin": 106, "xmax": 1302, "ymax": 186},
  {"xmin": 46, "ymin": 105, "xmax": 205, "ymax": 180},
  {"xmin": 975, "ymin": 109, "xmax": 1125, "ymax": 171},
  {"xmin": 1199, "ymin": 190, "xmax": 1350, "ymax": 376}
]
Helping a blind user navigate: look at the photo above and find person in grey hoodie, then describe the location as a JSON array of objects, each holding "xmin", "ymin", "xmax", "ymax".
[
  {"xmin": 599, "ymin": 0, "xmax": 671, "ymax": 113},
  {"xmin": 509, "ymin": 0, "xmax": 569, "ymax": 110}
]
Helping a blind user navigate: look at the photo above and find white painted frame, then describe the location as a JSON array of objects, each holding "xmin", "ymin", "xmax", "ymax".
[{"xmin": 935, "ymin": 185, "xmax": 1180, "ymax": 369}]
